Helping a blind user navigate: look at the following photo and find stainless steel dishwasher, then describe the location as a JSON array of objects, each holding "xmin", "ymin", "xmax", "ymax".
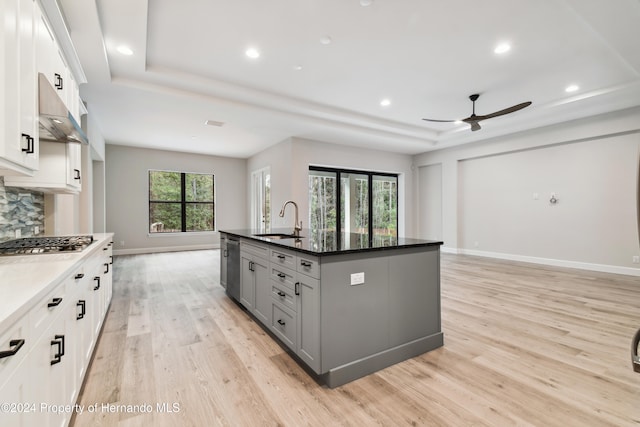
[{"xmin": 226, "ymin": 237, "xmax": 240, "ymax": 301}]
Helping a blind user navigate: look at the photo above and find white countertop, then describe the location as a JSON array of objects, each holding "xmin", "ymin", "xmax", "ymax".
[{"xmin": 0, "ymin": 233, "xmax": 114, "ymax": 332}]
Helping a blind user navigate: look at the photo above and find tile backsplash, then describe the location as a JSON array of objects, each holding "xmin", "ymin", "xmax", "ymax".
[{"xmin": 0, "ymin": 177, "xmax": 45, "ymax": 241}]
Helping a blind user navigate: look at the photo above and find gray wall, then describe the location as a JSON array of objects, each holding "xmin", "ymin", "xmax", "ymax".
[
  {"xmin": 413, "ymin": 107, "xmax": 640, "ymax": 275},
  {"xmin": 248, "ymin": 137, "xmax": 416, "ymax": 237},
  {"xmin": 106, "ymin": 145, "xmax": 246, "ymax": 254}
]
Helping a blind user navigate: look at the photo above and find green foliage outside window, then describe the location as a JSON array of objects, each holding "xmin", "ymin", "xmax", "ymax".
[{"xmin": 149, "ymin": 170, "xmax": 215, "ymax": 233}]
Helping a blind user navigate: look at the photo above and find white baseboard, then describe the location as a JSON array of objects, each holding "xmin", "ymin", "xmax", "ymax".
[
  {"xmin": 455, "ymin": 248, "xmax": 640, "ymax": 277},
  {"xmin": 113, "ymin": 244, "xmax": 220, "ymax": 256}
]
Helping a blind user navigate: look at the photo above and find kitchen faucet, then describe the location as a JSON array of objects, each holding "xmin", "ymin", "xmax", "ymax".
[{"xmin": 279, "ymin": 200, "xmax": 302, "ymax": 237}]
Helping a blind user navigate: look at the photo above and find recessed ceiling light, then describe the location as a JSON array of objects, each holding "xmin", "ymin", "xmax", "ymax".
[
  {"xmin": 380, "ymin": 98, "xmax": 391, "ymax": 107},
  {"xmin": 360, "ymin": 0, "xmax": 373, "ymax": 6},
  {"xmin": 294, "ymin": 65, "xmax": 303, "ymax": 71},
  {"xmin": 565, "ymin": 84, "xmax": 579, "ymax": 93},
  {"xmin": 117, "ymin": 45, "xmax": 133, "ymax": 56},
  {"xmin": 320, "ymin": 36, "xmax": 332, "ymax": 45},
  {"xmin": 494, "ymin": 43, "xmax": 511, "ymax": 54},
  {"xmin": 245, "ymin": 48, "xmax": 260, "ymax": 59},
  {"xmin": 205, "ymin": 120, "xmax": 225, "ymax": 127}
]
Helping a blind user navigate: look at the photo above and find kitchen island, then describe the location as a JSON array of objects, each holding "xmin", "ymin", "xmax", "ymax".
[{"xmin": 219, "ymin": 229, "xmax": 443, "ymax": 388}]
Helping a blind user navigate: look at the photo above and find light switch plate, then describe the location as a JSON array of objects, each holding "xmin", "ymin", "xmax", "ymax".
[{"xmin": 350, "ymin": 272, "xmax": 365, "ymax": 286}]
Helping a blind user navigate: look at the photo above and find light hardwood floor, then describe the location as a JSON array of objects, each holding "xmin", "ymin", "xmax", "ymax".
[{"xmin": 71, "ymin": 250, "xmax": 640, "ymax": 426}]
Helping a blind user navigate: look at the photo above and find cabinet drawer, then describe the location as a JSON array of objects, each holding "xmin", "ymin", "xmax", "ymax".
[
  {"xmin": 270, "ymin": 265, "xmax": 296, "ymax": 292},
  {"xmin": 271, "ymin": 303, "xmax": 296, "ymax": 352},
  {"xmin": 241, "ymin": 240, "xmax": 269, "ymax": 259},
  {"xmin": 30, "ymin": 281, "xmax": 67, "ymax": 341},
  {"xmin": 297, "ymin": 255, "xmax": 320, "ymax": 279},
  {"xmin": 270, "ymin": 248, "xmax": 296, "ymax": 271},
  {"xmin": 271, "ymin": 282, "xmax": 296, "ymax": 313},
  {"xmin": 0, "ymin": 318, "xmax": 29, "ymax": 387}
]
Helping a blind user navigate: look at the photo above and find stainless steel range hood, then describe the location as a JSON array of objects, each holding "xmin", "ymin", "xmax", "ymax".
[{"xmin": 38, "ymin": 73, "xmax": 88, "ymax": 145}]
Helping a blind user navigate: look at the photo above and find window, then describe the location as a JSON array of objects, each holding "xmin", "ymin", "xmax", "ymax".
[
  {"xmin": 309, "ymin": 166, "xmax": 398, "ymax": 246},
  {"xmin": 149, "ymin": 170, "xmax": 215, "ymax": 233}
]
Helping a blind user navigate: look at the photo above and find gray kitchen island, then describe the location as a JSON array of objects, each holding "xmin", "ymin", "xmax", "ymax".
[{"xmin": 219, "ymin": 229, "xmax": 444, "ymax": 388}]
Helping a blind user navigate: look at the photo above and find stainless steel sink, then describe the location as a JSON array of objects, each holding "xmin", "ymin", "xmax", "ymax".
[{"xmin": 253, "ymin": 233, "xmax": 304, "ymax": 240}]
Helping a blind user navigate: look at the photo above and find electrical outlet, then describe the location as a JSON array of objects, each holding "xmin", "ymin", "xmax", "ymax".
[
  {"xmin": 633, "ymin": 256, "xmax": 640, "ymax": 264},
  {"xmin": 15, "ymin": 229, "xmax": 21, "ymax": 238},
  {"xmin": 34, "ymin": 226, "xmax": 39, "ymax": 235}
]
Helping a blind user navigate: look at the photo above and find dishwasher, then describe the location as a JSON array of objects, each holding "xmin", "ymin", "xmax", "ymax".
[{"xmin": 225, "ymin": 237, "xmax": 240, "ymax": 301}]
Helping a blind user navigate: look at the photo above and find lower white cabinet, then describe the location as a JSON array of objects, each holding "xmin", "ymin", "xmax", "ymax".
[{"xmin": 0, "ymin": 236, "xmax": 113, "ymax": 427}]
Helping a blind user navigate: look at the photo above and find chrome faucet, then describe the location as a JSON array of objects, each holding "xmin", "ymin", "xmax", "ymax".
[{"xmin": 279, "ymin": 200, "xmax": 302, "ymax": 237}]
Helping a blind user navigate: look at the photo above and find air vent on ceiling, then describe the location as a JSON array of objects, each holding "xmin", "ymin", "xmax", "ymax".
[{"xmin": 205, "ymin": 120, "xmax": 225, "ymax": 127}]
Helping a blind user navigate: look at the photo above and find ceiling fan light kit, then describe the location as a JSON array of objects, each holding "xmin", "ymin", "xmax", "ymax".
[{"xmin": 423, "ymin": 93, "xmax": 532, "ymax": 132}]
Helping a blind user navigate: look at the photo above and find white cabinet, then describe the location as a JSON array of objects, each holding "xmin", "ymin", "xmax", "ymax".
[
  {"xmin": 0, "ymin": 236, "xmax": 114, "ymax": 427},
  {"xmin": 4, "ymin": 140, "xmax": 82, "ymax": 193},
  {"xmin": 35, "ymin": 6, "xmax": 81, "ymax": 123},
  {"xmin": 0, "ymin": 0, "xmax": 39, "ymax": 176}
]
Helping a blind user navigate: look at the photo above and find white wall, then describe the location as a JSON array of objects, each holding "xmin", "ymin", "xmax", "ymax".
[
  {"xmin": 248, "ymin": 137, "xmax": 416, "ymax": 236},
  {"xmin": 417, "ymin": 163, "xmax": 442, "ymax": 241},
  {"xmin": 106, "ymin": 145, "xmax": 246, "ymax": 254},
  {"xmin": 413, "ymin": 107, "xmax": 640, "ymax": 275}
]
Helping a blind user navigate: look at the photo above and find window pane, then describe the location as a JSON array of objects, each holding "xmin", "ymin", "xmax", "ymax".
[
  {"xmin": 149, "ymin": 202, "xmax": 181, "ymax": 233},
  {"xmin": 149, "ymin": 171, "xmax": 181, "ymax": 201},
  {"xmin": 186, "ymin": 203, "xmax": 214, "ymax": 231},
  {"xmin": 309, "ymin": 170, "xmax": 337, "ymax": 245},
  {"xmin": 341, "ymin": 173, "xmax": 368, "ymax": 235},
  {"xmin": 372, "ymin": 175, "xmax": 397, "ymax": 237},
  {"xmin": 185, "ymin": 173, "xmax": 214, "ymax": 202}
]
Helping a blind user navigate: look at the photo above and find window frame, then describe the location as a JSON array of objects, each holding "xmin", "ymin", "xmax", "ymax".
[
  {"xmin": 148, "ymin": 169, "xmax": 216, "ymax": 234},
  {"xmin": 309, "ymin": 166, "xmax": 398, "ymax": 246}
]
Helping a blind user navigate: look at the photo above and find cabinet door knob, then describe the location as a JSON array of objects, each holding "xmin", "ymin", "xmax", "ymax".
[{"xmin": 21, "ymin": 134, "xmax": 34, "ymax": 154}]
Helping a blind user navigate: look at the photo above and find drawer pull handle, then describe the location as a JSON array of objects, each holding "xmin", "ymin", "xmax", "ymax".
[
  {"xmin": 74, "ymin": 273, "xmax": 84, "ymax": 279},
  {"xmin": 300, "ymin": 261, "xmax": 312, "ymax": 267},
  {"xmin": 21, "ymin": 133, "xmax": 34, "ymax": 154},
  {"xmin": 277, "ymin": 272, "xmax": 286, "ymax": 279},
  {"xmin": 277, "ymin": 319, "xmax": 286, "ymax": 326},
  {"xmin": 110, "ymin": 255, "xmax": 113, "ymax": 265},
  {"xmin": 48, "ymin": 297, "xmax": 63, "ymax": 308},
  {"xmin": 0, "ymin": 339, "xmax": 25, "ymax": 359},
  {"xmin": 93, "ymin": 276, "xmax": 101, "ymax": 290},
  {"xmin": 50, "ymin": 335, "xmax": 65, "ymax": 365},
  {"xmin": 277, "ymin": 254, "xmax": 285, "ymax": 260},
  {"xmin": 104, "ymin": 263, "xmax": 110, "ymax": 274},
  {"xmin": 54, "ymin": 73, "xmax": 63, "ymax": 90},
  {"xmin": 73, "ymin": 169, "xmax": 81, "ymax": 181},
  {"xmin": 77, "ymin": 300, "xmax": 86, "ymax": 320},
  {"xmin": 295, "ymin": 282, "xmax": 300, "ymax": 296},
  {"xmin": 277, "ymin": 291, "xmax": 286, "ymax": 297}
]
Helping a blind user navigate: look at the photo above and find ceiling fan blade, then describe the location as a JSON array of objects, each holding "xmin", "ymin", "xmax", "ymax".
[
  {"xmin": 421, "ymin": 118, "xmax": 458, "ymax": 123},
  {"xmin": 475, "ymin": 101, "xmax": 532, "ymax": 121},
  {"xmin": 470, "ymin": 122, "xmax": 481, "ymax": 132}
]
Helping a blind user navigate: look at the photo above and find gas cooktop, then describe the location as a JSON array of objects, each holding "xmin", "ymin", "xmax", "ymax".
[{"xmin": 0, "ymin": 235, "xmax": 94, "ymax": 255}]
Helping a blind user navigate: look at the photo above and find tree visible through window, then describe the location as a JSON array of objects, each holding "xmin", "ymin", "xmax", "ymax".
[
  {"xmin": 309, "ymin": 167, "xmax": 398, "ymax": 246},
  {"xmin": 149, "ymin": 170, "xmax": 215, "ymax": 233}
]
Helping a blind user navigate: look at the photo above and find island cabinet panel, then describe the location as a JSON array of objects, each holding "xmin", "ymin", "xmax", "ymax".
[
  {"xmin": 387, "ymin": 246, "xmax": 441, "ymax": 346},
  {"xmin": 296, "ymin": 275, "xmax": 320, "ymax": 373},
  {"xmin": 319, "ymin": 253, "xmax": 390, "ymax": 370},
  {"xmin": 240, "ymin": 240, "xmax": 271, "ymax": 325}
]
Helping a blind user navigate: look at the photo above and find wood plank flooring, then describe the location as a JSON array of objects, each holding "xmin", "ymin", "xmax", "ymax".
[{"xmin": 71, "ymin": 250, "xmax": 640, "ymax": 426}]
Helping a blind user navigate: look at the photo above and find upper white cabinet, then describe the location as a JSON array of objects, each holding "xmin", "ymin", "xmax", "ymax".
[
  {"xmin": 0, "ymin": 0, "xmax": 39, "ymax": 176},
  {"xmin": 4, "ymin": 140, "xmax": 82, "ymax": 193},
  {"xmin": 35, "ymin": 8, "xmax": 81, "ymax": 123}
]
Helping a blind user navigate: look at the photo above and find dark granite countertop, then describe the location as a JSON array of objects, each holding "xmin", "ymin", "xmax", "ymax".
[{"xmin": 219, "ymin": 228, "xmax": 443, "ymax": 256}]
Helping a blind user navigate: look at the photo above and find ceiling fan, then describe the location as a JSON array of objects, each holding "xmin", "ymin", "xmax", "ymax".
[{"xmin": 422, "ymin": 94, "xmax": 532, "ymax": 131}]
